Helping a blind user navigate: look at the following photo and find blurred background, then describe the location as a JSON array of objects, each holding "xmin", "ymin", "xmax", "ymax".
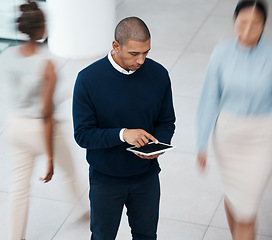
[{"xmin": 0, "ymin": 0, "xmax": 272, "ymax": 239}]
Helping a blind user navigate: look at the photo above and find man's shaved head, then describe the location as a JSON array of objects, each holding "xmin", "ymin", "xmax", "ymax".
[{"xmin": 115, "ymin": 17, "xmax": 151, "ymax": 46}]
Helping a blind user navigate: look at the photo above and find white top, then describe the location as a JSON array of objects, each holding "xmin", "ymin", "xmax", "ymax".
[
  {"xmin": 107, "ymin": 50, "xmax": 135, "ymax": 142},
  {"xmin": 107, "ymin": 50, "xmax": 135, "ymax": 75},
  {"xmin": 0, "ymin": 46, "xmax": 48, "ymax": 118}
]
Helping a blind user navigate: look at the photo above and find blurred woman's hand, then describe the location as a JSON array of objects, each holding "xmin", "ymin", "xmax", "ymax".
[
  {"xmin": 40, "ymin": 159, "xmax": 54, "ymax": 183},
  {"xmin": 197, "ymin": 151, "xmax": 207, "ymax": 172}
]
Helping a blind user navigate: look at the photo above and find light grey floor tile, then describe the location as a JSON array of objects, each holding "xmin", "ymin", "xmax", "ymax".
[
  {"xmin": 258, "ymin": 179, "xmax": 272, "ymax": 236},
  {"xmin": 158, "ymin": 218, "xmax": 207, "ymax": 240},
  {"xmin": 209, "ymin": 197, "xmax": 228, "ymax": 229},
  {"xmin": 171, "ymin": 95, "xmax": 198, "ymax": 154},
  {"xmin": 203, "ymin": 226, "xmax": 272, "ymax": 240},
  {"xmin": 159, "ymin": 151, "xmax": 223, "ymax": 225},
  {"xmin": 171, "ymin": 94, "xmax": 215, "ymax": 156},
  {"xmin": 116, "ymin": 0, "xmax": 125, "ymax": 8},
  {"xmin": 0, "ymin": 192, "xmax": 9, "ymax": 239},
  {"xmin": 52, "ymin": 190, "xmax": 91, "ymax": 240},
  {"xmin": 203, "ymin": 227, "xmax": 232, "ymax": 240},
  {"xmin": 186, "ymin": 15, "xmax": 234, "ymax": 55},
  {"xmin": 25, "ymin": 197, "xmax": 74, "ymax": 240},
  {"xmin": 0, "ymin": 194, "xmax": 74, "ymax": 240},
  {"xmin": 117, "ymin": 0, "xmax": 217, "ymax": 51},
  {"xmin": 0, "ymin": 131, "xmax": 11, "ymax": 192},
  {"xmin": 257, "ymin": 236, "xmax": 272, "ymax": 240},
  {"xmin": 170, "ymin": 52, "xmax": 210, "ymax": 99},
  {"xmin": 148, "ymin": 48, "xmax": 183, "ymax": 71},
  {"xmin": 256, "ymin": 235, "xmax": 272, "ymax": 240},
  {"xmin": 210, "ymin": 0, "xmax": 242, "ymax": 18},
  {"xmin": 115, "ymin": 210, "xmax": 131, "ymax": 239}
]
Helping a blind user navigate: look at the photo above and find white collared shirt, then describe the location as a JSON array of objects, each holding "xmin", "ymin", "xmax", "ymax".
[
  {"xmin": 108, "ymin": 50, "xmax": 135, "ymax": 75},
  {"xmin": 108, "ymin": 50, "xmax": 134, "ymax": 142}
]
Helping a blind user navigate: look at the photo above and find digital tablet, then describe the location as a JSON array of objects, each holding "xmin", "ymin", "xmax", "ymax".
[{"xmin": 126, "ymin": 142, "xmax": 175, "ymax": 156}]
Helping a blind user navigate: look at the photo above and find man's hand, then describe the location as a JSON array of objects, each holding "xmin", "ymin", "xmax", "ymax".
[
  {"xmin": 134, "ymin": 152, "xmax": 162, "ymax": 159},
  {"xmin": 123, "ymin": 129, "xmax": 158, "ymax": 148}
]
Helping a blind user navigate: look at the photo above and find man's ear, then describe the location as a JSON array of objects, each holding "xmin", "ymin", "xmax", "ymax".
[{"xmin": 112, "ymin": 40, "xmax": 121, "ymax": 54}]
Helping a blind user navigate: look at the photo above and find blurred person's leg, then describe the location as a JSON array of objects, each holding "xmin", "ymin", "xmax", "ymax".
[
  {"xmin": 8, "ymin": 149, "xmax": 35, "ymax": 240},
  {"xmin": 224, "ymin": 198, "xmax": 256, "ymax": 240},
  {"xmin": 89, "ymin": 179, "xmax": 127, "ymax": 240},
  {"xmin": 213, "ymin": 112, "xmax": 272, "ymax": 240},
  {"xmin": 233, "ymin": 221, "xmax": 256, "ymax": 240},
  {"xmin": 126, "ymin": 176, "xmax": 160, "ymax": 240},
  {"xmin": 53, "ymin": 122, "xmax": 80, "ymax": 203},
  {"xmin": 6, "ymin": 116, "xmax": 45, "ymax": 240}
]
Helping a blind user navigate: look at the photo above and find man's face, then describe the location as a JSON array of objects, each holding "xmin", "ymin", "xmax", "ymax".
[{"xmin": 113, "ymin": 39, "xmax": 151, "ymax": 71}]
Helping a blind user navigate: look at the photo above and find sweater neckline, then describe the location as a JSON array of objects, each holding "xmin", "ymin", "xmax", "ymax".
[{"xmin": 104, "ymin": 55, "xmax": 141, "ymax": 78}]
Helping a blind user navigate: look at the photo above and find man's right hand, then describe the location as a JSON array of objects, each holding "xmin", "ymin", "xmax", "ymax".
[{"xmin": 123, "ymin": 129, "xmax": 158, "ymax": 148}]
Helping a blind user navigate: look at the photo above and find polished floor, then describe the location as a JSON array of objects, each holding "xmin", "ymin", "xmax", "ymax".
[{"xmin": 1, "ymin": 0, "xmax": 272, "ymax": 239}]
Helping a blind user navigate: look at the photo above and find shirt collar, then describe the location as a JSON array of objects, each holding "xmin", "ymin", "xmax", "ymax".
[{"xmin": 108, "ymin": 50, "xmax": 135, "ymax": 75}]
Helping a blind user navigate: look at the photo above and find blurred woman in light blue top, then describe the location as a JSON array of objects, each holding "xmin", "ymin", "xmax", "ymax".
[{"xmin": 196, "ymin": 1, "xmax": 272, "ymax": 240}]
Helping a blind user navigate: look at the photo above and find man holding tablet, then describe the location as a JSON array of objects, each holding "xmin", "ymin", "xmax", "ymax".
[{"xmin": 73, "ymin": 17, "xmax": 175, "ymax": 240}]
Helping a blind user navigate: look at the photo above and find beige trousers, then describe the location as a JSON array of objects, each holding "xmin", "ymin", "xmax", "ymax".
[{"xmin": 6, "ymin": 115, "xmax": 78, "ymax": 240}]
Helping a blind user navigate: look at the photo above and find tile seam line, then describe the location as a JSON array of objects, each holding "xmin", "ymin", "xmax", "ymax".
[
  {"xmin": 51, "ymin": 187, "xmax": 89, "ymax": 240},
  {"xmin": 201, "ymin": 194, "xmax": 224, "ymax": 240},
  {"xmin": 169, "ymin": 0, "xmax": 220, "ymax": 73},
  {"xmin": 0, "ymin": 128, "xmax": 7, "ymax": 135},
  {"xmin": 117, "ymin": 0, "xmax": 126, "ymax": 9},
  {"xmin": 30, "ymin": 185, "xmax": 89, "ymax": 204},
  {"xmin": 160, "ymin": 216, "xmax": 209, "ymax": 228},
  {"xmin": 206, "ymin": 225, "xmax": 229, "ymax": 231},
  {"xmin": 28, "ymin": 194, "xmax": 78, "ymax": 204}
]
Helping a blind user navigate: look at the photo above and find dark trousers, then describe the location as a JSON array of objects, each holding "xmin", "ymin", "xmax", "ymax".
[{"xmin": 89, "ymin": 175, "xmax": 160, "ymax": 240}]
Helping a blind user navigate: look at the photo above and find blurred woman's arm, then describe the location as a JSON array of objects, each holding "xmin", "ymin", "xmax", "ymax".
[
  {"xmin": 196, "ymin": 45, "xmax": 222, "ymax": 170},
  {"xmin": 40, "ymin": 60, "xmax": 56, "ymax": 183}
]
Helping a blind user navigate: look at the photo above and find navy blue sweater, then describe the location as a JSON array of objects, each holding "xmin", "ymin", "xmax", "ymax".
[{"xmin": 72, "ymin": 56, "xmax": 175, "ymax": 183}]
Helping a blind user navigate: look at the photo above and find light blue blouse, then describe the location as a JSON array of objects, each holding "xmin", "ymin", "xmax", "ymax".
[{"xmin": 196, "ymin": 38, "xmax": 272, "ymax": 151}]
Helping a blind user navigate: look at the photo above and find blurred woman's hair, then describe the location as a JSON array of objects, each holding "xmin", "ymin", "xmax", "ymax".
[
  {"xmin": 17, "ymin": 1, "xmax": 45, "ymax": 40},
  {"xmin": 234, "ymin": 0, "xmax": 268, "ymax": 24}
]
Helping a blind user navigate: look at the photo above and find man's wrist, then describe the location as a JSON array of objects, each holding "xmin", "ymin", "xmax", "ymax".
[{"xmin": 119, "ymin": 128, "xmax": 126, "ymax": 142}]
